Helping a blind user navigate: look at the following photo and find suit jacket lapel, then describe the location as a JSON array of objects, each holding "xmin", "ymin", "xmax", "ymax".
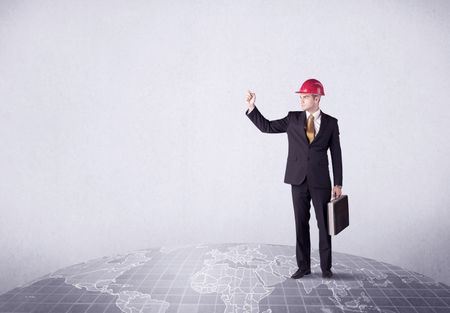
[
  {"xmin": 299, "ymin": 111, "xmax": 308, "ymax": 144},
  {"xmin": 314, "ymin": 112, "xmax": 328, "ymax": 142}
]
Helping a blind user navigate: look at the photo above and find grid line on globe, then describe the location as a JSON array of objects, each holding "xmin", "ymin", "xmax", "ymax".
[{"xmin": 0, "ymin": 243, "xmax": 449, "ymax": 313}]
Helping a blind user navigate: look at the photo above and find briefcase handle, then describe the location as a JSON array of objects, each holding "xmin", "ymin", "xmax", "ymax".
[{"xmin": 331, "ymin": 194, "xmax": 347, "ymax": 201}]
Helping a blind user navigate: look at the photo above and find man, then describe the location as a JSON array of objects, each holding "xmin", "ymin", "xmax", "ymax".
[{"xmin": 244, "ymin": 78, "xmax": 343, "ymax": 279}]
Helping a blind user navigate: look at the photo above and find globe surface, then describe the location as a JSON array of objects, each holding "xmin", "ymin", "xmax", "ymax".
[{"xmin": 1, "ymin": 243, "xmax": 449, "ymax": 313}]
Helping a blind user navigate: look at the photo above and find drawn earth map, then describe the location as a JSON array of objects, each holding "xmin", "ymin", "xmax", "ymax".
[{"xmin": 1, "ymin": 243, "xmax": 449, "ymax": 313}]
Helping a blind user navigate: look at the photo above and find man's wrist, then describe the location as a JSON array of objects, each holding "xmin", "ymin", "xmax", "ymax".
[{"xmin": 334, "ymin": 185, "xmax": 342, "ymax": 188}]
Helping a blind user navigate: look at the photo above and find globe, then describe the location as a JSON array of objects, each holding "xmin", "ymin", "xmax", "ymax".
[{"xmin": 1, "ymin": 243, "xmax": 449, "ymax": 313}]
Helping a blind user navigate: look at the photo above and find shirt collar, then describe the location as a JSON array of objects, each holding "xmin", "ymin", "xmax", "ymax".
[{"xmin": 306, "ymin": 108, "xmax": 321, "ymax": 120}]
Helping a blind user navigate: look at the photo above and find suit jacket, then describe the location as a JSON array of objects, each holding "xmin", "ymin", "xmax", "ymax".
[{"xmin": 246, "ymin": 106, "xmax": 343, "ymax": 188}]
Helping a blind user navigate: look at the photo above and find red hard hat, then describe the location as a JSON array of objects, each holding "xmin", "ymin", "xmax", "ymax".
[{"xmin": 295, "ymin": 78, "xmax": 325, "ymax": 96}]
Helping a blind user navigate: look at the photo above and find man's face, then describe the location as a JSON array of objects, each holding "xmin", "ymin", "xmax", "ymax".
[{"xmin": 299, "ymin": 93, "xmax": 320, "ymax": 111}]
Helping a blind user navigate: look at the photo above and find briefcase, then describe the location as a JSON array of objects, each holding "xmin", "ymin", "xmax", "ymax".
[{"xmin": 327, "ymin": 195, "xmax": 349, "ymax": 236}]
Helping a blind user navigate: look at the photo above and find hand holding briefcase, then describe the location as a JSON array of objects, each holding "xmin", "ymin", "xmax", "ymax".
[{"xmin": 327, "ymin": 195, "xmax": 349, "ymax": 236}]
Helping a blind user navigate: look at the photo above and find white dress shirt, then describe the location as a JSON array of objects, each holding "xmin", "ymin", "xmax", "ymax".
[{"xmin": 305, "ymin": 108, "xmax": 322, "ymax": 135}]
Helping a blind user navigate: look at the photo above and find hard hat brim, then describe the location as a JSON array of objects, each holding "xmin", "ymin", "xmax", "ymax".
[{"xmin": 294, "ymin": 91, "xmax": 324, "ymax": 95}]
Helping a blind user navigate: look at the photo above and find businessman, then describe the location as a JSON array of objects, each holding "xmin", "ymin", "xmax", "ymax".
[{"xmin": 245, "ymin": 79, "xmax": 343, "ymax": 279}]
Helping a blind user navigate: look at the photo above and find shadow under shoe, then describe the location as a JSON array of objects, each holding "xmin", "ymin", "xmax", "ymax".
[{"xmin": 291, "ymin": 268, "xmax": 311, "ymax": 279}]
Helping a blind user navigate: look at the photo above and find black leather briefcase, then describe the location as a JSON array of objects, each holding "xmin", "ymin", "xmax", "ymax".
[{"xmin": 327, "ymin": 195, "xmax": 349, "ymax": 236}]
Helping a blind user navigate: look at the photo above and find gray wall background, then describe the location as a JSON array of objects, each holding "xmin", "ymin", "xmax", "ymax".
[{"xmin": 1, "ymin": 0, "xmax": 449, "ymax": 294}]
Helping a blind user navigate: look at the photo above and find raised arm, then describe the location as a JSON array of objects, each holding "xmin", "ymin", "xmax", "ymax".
[
  {"xmin": 244, "ymin": 90, "xmax": 289, "ymax": 133},
  {"xmin": 246, "ymin": 106, "xmax": 289, "ymax": 133}
]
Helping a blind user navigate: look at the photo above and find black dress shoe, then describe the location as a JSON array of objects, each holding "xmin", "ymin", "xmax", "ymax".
[
  {"xmin": 291, "ymin": 268, "xmax": 311, "ymax": 279},
  {"xmin": 322, "ymin": 270, "xmax": 333, "ymax": 278}
]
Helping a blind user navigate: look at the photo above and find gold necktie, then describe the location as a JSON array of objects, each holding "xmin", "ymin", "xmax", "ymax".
[{"xmin": 306, "ymin": 114, "xmax": 315, "ymax": 144}]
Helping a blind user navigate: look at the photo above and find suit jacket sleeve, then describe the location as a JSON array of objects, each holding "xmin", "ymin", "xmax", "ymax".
[
  {"xmin": 330, "ymin": 120, "xmax": 343, "ymax": 186},
  {"xmin": 245, "ymin": 106, "xmax": 289, "ymax": 133}
]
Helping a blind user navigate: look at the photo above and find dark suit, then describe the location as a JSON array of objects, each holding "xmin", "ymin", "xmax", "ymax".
[{"xmin": 245, "ymin": 105, "xmax": 343, "ymax": 272}]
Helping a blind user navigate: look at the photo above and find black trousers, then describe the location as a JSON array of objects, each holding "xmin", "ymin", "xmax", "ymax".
[{"xmin": 291, "ymin": 178, "xmax": 332, "ymax": 272}]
